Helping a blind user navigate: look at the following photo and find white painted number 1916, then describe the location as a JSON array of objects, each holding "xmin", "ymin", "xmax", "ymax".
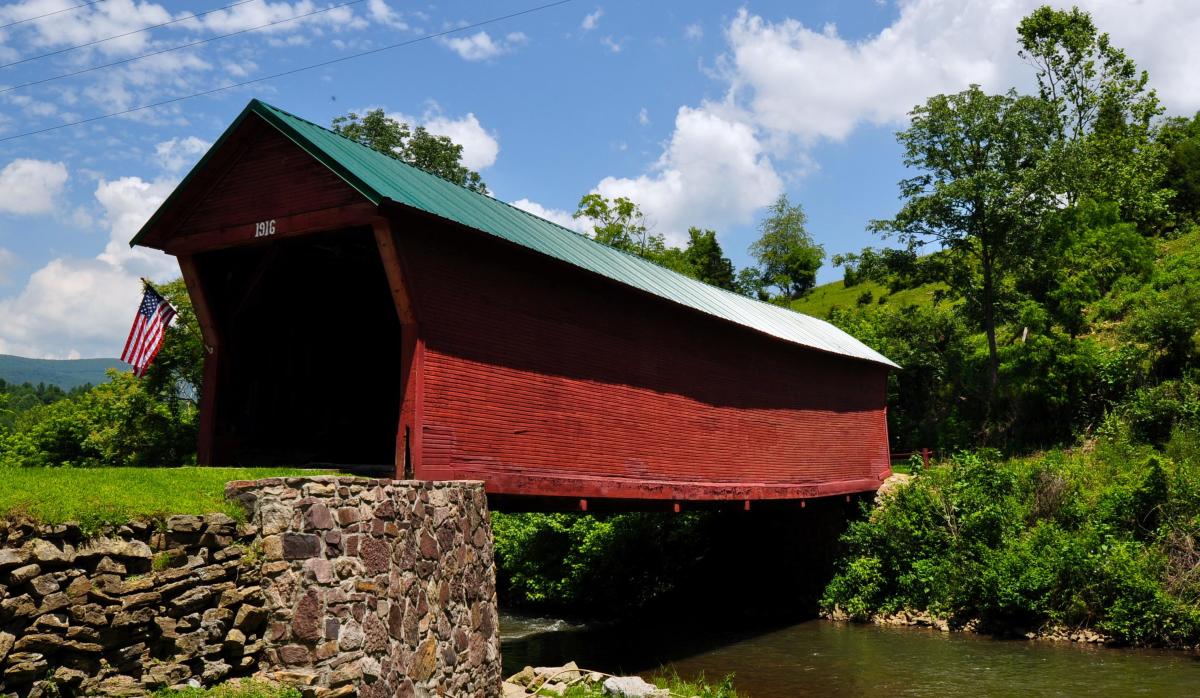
[{"xmin": 254, "ymin": 219, "xmax": 276, "ymax": 238}]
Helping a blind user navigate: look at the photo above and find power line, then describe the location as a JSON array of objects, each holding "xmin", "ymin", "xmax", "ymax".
[
  {"xmin": 1, "ymin": 0, "xmax": 260, "ymax": 70},
  {"xmin": 1, "ymin": 0, "xmax": 367, "ymax": 94},
  {"xmin": 0, "ymin": 0, "xmax": 110, "ymax": 31},
  {"xmin": 0, "ymin": 0, "xmax": 574, "ymax": 144}
]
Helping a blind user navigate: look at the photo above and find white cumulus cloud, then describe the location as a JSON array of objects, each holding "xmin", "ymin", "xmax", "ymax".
[
  {"xmin": 1, "ymin": 0, "xmax": 172, "ymax": 57},
  {"xmin": 0, "ymin": 175, "xmax": 179, "ymax": 358},
  {"xmin": 95, "ymin": 176, "xmax": 179, "ymax": 277},
  {"xmin": 421, "ymin": 113, "xmax": 499, "ymax": 171},
  {"xmin": 720, "ymin": 2, "xmax": 1200, "ymax": 145},
  {"xmin": 0, "ymin": 258, "xmax": 144, "ymax": 359},
  {"xmin": 594, "ymin": 106, "xmax": 782, "ymax": 245},
  {"xmin": 510, "ymin": 198, "xmax": 589, "ymax": 233},
  {"xmin": 581, "ymin": 8, "xmax": 603, "ymax": 32},
  {"xmin": 440, "ymin": 30, "xmax": 527, "ymax": 61},
  {"xmin": 155, "ymin": 136, "xmax": 211, "ymax": 173},
  {"xmin": 0, "ymin": 159, "xmax": 69, "ymax": 215},
  {"xmin": 366, "ymin": 0, "xmax": 408, "ymax": 29},
  {"xmin": 193, "ymin": 0, "xmax": 357, "ymax": 34},
  {"xmin": 384, "ymin": 108, "xmax": 501, "ymax": 172}
]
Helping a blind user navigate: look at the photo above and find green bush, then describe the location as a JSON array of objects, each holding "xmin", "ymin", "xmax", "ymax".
[
  {"xmin": 822, "ymin": 443, "xmax": 1200, "ymax": 646},
  {"xmin": 1119, "ymin": 380, "xmax": 1200, "ymax": 445},
  {"xmin": 491, "ymin": 511, "xmax": 710, "ymax": 613},
  {"xmin": 0, "ymin": 370, "xmax": 196, "ymax": 468}
]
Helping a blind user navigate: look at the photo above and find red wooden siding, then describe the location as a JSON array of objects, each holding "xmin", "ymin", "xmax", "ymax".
[
  {"xmin": 174, "ymin": 125, "xmax": 362, "ymax": 239},
  {"xmin": 396, "ymin": 219, "xmax": 891, "ymax": 500}
]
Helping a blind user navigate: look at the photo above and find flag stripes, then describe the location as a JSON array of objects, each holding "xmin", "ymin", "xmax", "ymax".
[{"xmin": 121, "ymin": 286, "xmax": 176, "ymax": 376}]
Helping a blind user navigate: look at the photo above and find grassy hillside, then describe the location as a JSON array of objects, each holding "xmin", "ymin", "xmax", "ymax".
[
  {"xmin": 0, "ymin": 354, "xmax": 127, "ymax": 389},
  {"xmin": 790, "ymin": 278, "xmax": 946, "ymax": 318}
]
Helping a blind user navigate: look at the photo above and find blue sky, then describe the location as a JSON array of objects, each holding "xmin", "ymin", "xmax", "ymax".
[{"xmin": 1, "ymin": 0, "xmax": 1199, "ymax": 358}]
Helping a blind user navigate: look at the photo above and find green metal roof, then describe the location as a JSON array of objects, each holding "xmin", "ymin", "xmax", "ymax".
[{"xmin": 136, "ymin": 99, "xmax": 897, "ymax": 369}]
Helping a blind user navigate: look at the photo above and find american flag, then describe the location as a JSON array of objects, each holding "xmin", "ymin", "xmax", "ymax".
[{"xmin": 121, "ymin": 284, "xmax": 177, "ymax": 377}]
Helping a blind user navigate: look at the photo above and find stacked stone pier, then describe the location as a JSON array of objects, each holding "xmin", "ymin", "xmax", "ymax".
[{"xmin": 0, "ymin": 477, "xmax": 501, "ymax": 697}]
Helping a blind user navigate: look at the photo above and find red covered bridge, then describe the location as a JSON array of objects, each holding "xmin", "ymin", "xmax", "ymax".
[{"xmin": 132, "ymin": 99, "xmax": 898, "ymax": 510}]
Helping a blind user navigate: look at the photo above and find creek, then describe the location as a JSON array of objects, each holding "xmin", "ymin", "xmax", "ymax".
[{"xmin": 500, "ymin": 612, "xmax": 1200, "ymax": 696}]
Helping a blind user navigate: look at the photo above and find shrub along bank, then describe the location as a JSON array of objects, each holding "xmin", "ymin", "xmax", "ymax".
[{"xmin": 821, "ymin": 431, "xmax": 1200, "ymax": 646}]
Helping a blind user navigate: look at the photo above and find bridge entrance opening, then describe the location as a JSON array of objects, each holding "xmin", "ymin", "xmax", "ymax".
[{"xmin": 196, "ymin": 227, "xmax": 402, "ymax": 468}]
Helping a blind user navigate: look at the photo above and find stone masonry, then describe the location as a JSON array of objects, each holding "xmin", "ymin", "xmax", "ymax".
[
  {"xmin": 226, "ymin": 477, "xmax": 502, "ymax": 697},
  {"xmin": 0, "ymin": 477, "xmax": 501, "ymax": 697},
  {"xmin": 0, "ymin": 513, "xmax": 264, "ymax": 696}
]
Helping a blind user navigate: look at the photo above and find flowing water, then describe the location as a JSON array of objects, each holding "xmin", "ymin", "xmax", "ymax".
[{"xmin": 500, "ymin": 613, "xmax": 1200, "ymax": 697}]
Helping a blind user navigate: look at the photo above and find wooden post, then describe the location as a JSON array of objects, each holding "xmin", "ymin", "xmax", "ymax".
[
  {"xmin": 178, "ymin": 255, "xmax": 220, "ymax": 466},
  {"xmin": 922, "ymin": 447, "xmax": 931, "ymax": 470},
  {"xmin": 373, "ymin": 216, "xmax": 422, "ymax": 480}
]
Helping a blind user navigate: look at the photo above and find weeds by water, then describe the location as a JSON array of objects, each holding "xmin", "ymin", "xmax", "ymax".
[{"xmin": 153, "ymin": 679, "xmax": 301, "ymax": 698}]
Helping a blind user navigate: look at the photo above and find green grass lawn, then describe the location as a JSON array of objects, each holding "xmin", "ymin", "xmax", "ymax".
[
  {"xmin": 0, "ymin": 466, "xmax": 340, "ymax": 528},
  {"xmin": 790, "ymin": 279, "xmax": 946, "ymax": 318}
]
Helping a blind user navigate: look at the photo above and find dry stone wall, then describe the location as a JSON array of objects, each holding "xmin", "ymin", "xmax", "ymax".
[
  {"xmin": 0, "ymin": 514, "xmax": 264, "ymax": 696},
  {"xmin": 0, "ymin": 478, "xmax": 500, "ymax": 698},
  {"xmin": 227, "ymin": 477, "xmax": 501, "ymax": 698}
]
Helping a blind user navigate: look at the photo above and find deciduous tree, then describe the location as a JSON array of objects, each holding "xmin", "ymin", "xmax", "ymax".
[
  {"xmin": 682, "ymin": 227, "xmax": 736, "ymax": 291},
  {"xmin": 870, "ymin": 86, "xmax": 1058, "ymax": 396},
  {"xmin": 1158, "ymin": 112, "xmax": 1200, "ymax": 223},
  {"xmin": 748, "ymin": 194, "xmax": 824, "ymax": 300},
  {"xmin": 573, "ymin": 194, "xmax": 669, "ymax": 261},
  {"xmin": 331, "ymin": 109, "xmax": 489, "ymax": 194},
  {"xmin": 1017, "ymin": 5, "xmax": 1167, "ymax": 227}
]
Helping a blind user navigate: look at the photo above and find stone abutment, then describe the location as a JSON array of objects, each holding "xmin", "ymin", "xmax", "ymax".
[{"xmin": 0, "ymin": 477, "xmax": 501, "ymax": 697}]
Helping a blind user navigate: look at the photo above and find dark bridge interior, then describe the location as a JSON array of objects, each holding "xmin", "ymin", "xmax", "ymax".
[{"xmin": 196, "ymin": 227, "xmax": 402, "ymax": 467}]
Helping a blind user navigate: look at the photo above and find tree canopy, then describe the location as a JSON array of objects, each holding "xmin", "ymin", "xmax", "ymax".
[
  {"xmin": 871, "ymin": 86, "xmax": 1058, "ymax": 395},
  {"xmin": 331, "ymin": 109, "xmax": 489, "ymax": 194},
  {"xmin": 682, "ymin": 228, "xmax": 737, "ymax": 291},
  {"xmin": 573, "ymin": 194, "xmax": 666, "ymax": 259},
  {"xmin": 1017, "ymin": 5, "xmax": 1167, "ymax": 227}
]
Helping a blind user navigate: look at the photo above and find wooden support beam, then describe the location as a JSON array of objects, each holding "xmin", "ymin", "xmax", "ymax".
[
  {"xmin": 373, "ymin": 216, "xmax": 423, "ymax": 479},
  {"xmin": 373, "ymin": 217, "xmax": 417, "ymax": 325},
  {"xmin": 178, "ymin": 255, "xmax": 220, "ymax": 466},
  {"xmin": 163, "ymin": 202, "xmax": 378, "ymax": 255}
]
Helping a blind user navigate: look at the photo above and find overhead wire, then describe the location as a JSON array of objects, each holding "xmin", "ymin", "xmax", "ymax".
[
  {"xmin": 1, "ymin": 0, "xmax": 368, "ymax": 94},
  {"xmin": 0, "ymin": 0, "xmax": 110, "ymax": 31},
  {"xmin": 1, "ymin": 0, "xmax": 262, "ymax": 69},
  {"xmin": 0, "ymin": 0, "xmax": 574, "ymax": 144}
]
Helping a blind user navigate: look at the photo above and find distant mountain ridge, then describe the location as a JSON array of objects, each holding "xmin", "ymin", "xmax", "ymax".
[{"xmin": 0, "ymin": 355, "xmax": 128, "ymax": 390}]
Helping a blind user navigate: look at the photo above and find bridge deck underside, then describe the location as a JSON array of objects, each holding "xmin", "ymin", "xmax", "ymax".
[{"xmin": 445, "ymin": 468, "xmax": 888, "ymax": 512}]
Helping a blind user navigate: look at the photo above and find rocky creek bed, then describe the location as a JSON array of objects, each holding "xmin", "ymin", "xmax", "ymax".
[{"xmin": 501, "ymin": 662, "xmax": 693, "ymax": 698}]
